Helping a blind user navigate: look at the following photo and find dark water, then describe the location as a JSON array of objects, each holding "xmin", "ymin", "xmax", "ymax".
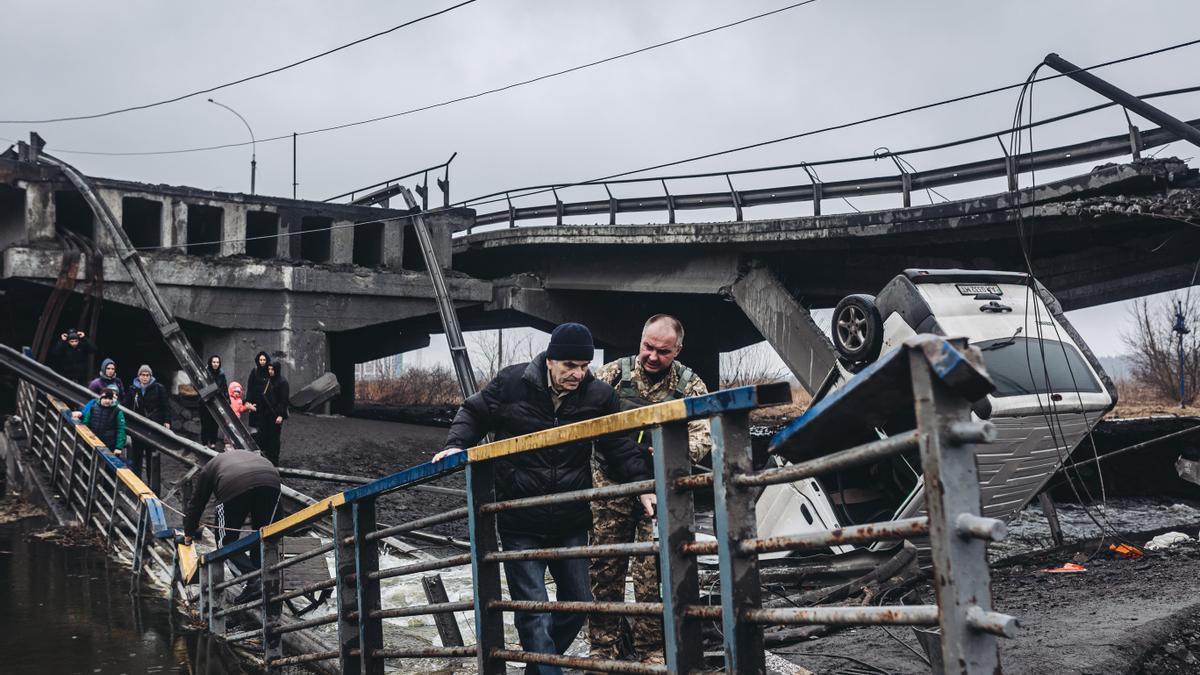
[{"xmin": 0, "ymin": 516, "xmax": 246, "ymax": 675}]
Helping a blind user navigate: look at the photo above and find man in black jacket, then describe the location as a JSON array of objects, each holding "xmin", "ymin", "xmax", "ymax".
[
  {"xmin": 124, "ymin": 365, "xmax": 171, "ymax": 487},
  {"xmin": 433, "ymin": 323, "xmax": 654, "ymax": 673},
  {"xmin": 183, "ymin": 448, "xmax": 281, "ymax": 602}
]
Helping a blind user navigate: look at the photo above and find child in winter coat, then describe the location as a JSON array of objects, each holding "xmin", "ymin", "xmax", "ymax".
[
  {"xmin": 73, "ymin": 385, "xmax": 127, "ymax": 452},
  {"xmin": 228, "ymin": 381, "xmax": 256, "ymax": 419}
]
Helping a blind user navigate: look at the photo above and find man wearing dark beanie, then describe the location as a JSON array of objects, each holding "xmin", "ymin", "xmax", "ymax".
[{"xmin": 435, "ymin": 322, "xmax": 655, "ymax": 674}]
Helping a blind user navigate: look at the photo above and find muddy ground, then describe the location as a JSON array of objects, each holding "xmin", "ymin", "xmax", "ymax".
[
  {"xmin": 278, "ymin": 412, "xmax": 468, "ymax": 538},
  {"xmin": 777, "ymin": 538, "xmax": 1200, "ymax": 674}
]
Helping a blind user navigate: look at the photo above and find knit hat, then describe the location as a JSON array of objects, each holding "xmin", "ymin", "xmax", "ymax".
[
  {"xmin": 100, "ymin": 384, "xmax": 119, "ymax": 399},
  {"xmin": 137, "ymin": 364, "xmax": 153, "ymax": 376},
  {"xmin": 546, "ymin": 322, "xmax": 594, "ymax": 361}
]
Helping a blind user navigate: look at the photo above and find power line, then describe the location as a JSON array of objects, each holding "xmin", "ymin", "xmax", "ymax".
[
  {"xmin": 42, "ymin": 0, "xmax": 822, "ymax": 157},
  {"xmin": 0, "ymin": 0, "xmax": 481, "ymax": 125},
  {"xmin": 453, "ymin": 37, "xmax": 1200, "ymax": 211}
]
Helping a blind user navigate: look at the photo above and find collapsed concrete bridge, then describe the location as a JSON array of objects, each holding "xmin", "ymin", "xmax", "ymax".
[{"xmin": 1, "ymin": 146, "xmax": 1198, "ymax": 409}]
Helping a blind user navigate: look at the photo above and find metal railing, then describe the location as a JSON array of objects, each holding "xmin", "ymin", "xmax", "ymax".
[
  {"xmin": 183, "ymin": 334, "xmax": 1015, "ymax": 673},
  {"xmin": 13, "ymin": 379, "xmax": 198, "ymax": 601},
  {"xmin": 324, "ymin": 153, "xmax": 457, "ymax": 208},
  {"xmin": 460, "ymin": 86, "xmax": 1200, "ymax": 230}
]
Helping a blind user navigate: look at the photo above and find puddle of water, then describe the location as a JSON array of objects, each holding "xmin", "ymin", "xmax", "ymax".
[{"xmin": 0, "ymin": 513, "xmax": 244, "ymax": 675}]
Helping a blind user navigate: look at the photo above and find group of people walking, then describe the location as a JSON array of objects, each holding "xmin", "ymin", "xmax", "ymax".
[{"xmin": 49, "ymin": 330, "xmax": 290, "ymax": 471}]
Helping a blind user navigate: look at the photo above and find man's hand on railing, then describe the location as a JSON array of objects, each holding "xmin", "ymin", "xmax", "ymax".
[
  {"xmin": 433, "ymin": 447, "xmax": 464, "ymax": 463},
  {"xmin": 639, "ymin": 493, "xmax": 657, "ymax": 518}
]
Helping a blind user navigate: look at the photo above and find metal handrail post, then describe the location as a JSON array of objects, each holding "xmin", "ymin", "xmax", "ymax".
[
  {"xmin": 353, "ymin": 500, "xmax": 385, "ymax": 674},
  {"xmin": 909, "ymin": 348, "xmax": 1005, "ymax": 672},
  {"xmin": 261, "ymin": 537, "xmax": 284, "ymax": 668},
  {"xmin": 652, "ymin": 421, "xmax": 704, "ymax": 672},
  {"xmin": 65, "ymin": 433, "xmax": 83, "ymax": 506},
  {"xmin": 332, "ymin": 503, "xmax": 362, "ymax": 672},
  {"xmin": 198, "ymin": 564, "xmax": 209, "ymax": 625},
  {"xmin": 709, "ymin": 411, "xmax": 764, "ymax": 673},
  {"xmin": 49, "ymin": 409, "xmax": 66, "ymax": 488},
  {"xmin": 209, "ymin": 556, "xmax": 227, "ymax": 634},
  {"xmin": 131, "ymin": 501, "xmax": 147, "ymax": 591},
  {"xmin": 83, "ymin": 445, "xmax": 100, "ymax": 525},
  {"xmin": 466, "ymin": 459, "xmax": 505, "ymax": 675},
  {"xmin": 105, "ymin": 475, "xmax": 121, "ymax": 542}
]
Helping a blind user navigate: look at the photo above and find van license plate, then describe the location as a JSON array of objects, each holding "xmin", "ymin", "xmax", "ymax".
[{"xmin": 957, "ymin": 284, "xmax": 1002, "ymax": 295}]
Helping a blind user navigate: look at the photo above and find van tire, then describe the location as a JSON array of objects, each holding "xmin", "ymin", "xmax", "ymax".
[{"xmin": 832, "ymin": 294, "xmax": 883, "ymax": 363}]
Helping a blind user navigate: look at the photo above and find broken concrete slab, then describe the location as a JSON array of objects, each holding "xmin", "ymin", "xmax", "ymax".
[{"xmin": 291, "ymin": 372, "xmax": 341, "ymax": 412}]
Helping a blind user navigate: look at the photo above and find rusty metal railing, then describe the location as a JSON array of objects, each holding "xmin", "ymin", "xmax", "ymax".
[
  {"xmin": 183, "ymin": 333, "xmax": 1016, "ymax": 673},
  {"xmin": 460, "ymin": 86, "xmax": 1200, "ymax": 229}
]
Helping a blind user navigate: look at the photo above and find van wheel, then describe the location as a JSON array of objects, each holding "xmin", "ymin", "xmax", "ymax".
[{"xmin": 832, "ymin": 294, "xmax": 883, "ymax": 363}]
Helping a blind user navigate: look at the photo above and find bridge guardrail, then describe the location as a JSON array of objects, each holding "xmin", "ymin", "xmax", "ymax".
[
  {"xmin": 461, "ymin": 87, "xmax": 1200, "ymax": 229},
  {"xmin": 184, "ymin": 334, "xmax": 1015, "ymax": 674},
  {"xmin": 13, "ymin": 379, "xmax": 198, "ymax": 599}
]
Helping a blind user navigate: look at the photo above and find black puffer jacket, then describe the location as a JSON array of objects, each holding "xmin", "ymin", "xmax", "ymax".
[
  {"xmin": 444, "ymin": 352, "xmax": 651, "ymax": 535},
  {"xmin": 125, "ymin": 378, "xmax": 170, "ymax": 425}
]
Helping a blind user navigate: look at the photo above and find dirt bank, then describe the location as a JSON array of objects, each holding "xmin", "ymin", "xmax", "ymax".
[
  {"xmin": 777, "ymin": 538, "xmax": 1200, "ymax": 674},
  {"xmin": 278, "ymin": 412, "xmax": 467, "ymax": 538}
]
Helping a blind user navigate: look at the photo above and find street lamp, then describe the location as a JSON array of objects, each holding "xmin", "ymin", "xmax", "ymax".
[{"xmin": 207, "ymin": 98, "xmax": 257, "ymax": 195}]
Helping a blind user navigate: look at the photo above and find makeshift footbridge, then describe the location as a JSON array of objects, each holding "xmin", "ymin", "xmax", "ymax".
[{"xmin": 4, "ymin": 333, "xmax": 1019, "ymax": 673}]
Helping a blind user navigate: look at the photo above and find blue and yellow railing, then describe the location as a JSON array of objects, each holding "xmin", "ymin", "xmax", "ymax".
[{"xmin": 14, "ymin": 380, "xmax": 199, "ymax": 599}]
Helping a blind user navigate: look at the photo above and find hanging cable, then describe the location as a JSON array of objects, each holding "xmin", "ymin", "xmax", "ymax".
[
  {"xmin": 0, "ymin": 0, "xmax": 482, "ymax": 124},
  {"xmin": 36, "ymin": 0, "xmax": 822, "ymax": 156},
  {"xmin": 34, "ymin": 34, "xmax": 1200, "ymax": 159}
]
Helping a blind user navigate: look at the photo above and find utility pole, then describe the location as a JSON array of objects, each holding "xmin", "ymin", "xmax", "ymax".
[
  {"xmin": 1174, "ymin": 300, "xmax": 1190, "ymax": 408},
  {"xmin": 292, "ymin": 132, "xmax": 298, "ymax": 199}
]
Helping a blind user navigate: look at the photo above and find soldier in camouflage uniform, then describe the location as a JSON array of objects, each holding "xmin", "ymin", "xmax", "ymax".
[{"xmin": 589, "ymin": 315, "xmax": 712, "ymax": 665}]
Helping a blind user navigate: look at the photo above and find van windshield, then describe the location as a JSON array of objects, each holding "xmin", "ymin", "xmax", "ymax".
[{"xmin": 973, "ymin": 336, "xmax": 1103, "ymax": 397}]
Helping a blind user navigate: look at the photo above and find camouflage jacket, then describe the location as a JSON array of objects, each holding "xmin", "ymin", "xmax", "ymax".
[{"xmin": 594, "ymin": 357, "xmax": 713, "ymax": 467}]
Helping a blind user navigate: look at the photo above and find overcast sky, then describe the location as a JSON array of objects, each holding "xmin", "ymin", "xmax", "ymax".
[{"xmin": 4, "ymin": 0, "xmax": 1198, "ymax": 359}]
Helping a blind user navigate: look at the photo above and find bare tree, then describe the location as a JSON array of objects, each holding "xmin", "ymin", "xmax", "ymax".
[
  {"xmin": 468, "ymin": 329, "xmax": 539, "ymax": 382},
  {"xmin": 1122, "ymin": 293, "xmax": 1199, "ymax": 406},
  {"xmin": 720, "ymin": 342, "xmax": 789, "ymax": 388}
]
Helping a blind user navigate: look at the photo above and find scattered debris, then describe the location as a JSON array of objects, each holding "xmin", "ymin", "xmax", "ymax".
[
  {"xmin": 1109, "ymin": 543, "xmax": 1144, "ymax": 559},
  {"xmin": 1146, "ymin": 532, "xmax": 1195, "ymax": 551},
  {"xmin": 0, "ymin": 497, "xmax": 45, "ymax": 524},
  {"xmin": 1040, "ymin": 562, "xmax": 1087, "ymax": 573},
  {"xmin": 29, "ymin": 525, "xmax": 106, "ymax": 549}
]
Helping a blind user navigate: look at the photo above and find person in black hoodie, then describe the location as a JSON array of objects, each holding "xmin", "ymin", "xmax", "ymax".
[
  {"xmin": 254, "ymin": 362, "xmax": 289, "ymax": 466},
  {"xmin": 433, "ymin": 323, "xmax": 654, "ymax": 673},
  {"xmin": 124, "ymin": 364, "xmax": 170, "ymax": 484},
  {"xmin": 245, "ymin": 351, "xmax": 271, "ymax": 433},
  {"xmin": 49, "ymin": 329, "xmax": 96, "ymax": 386},
  {"xmin": 200, "ymin": 355, "xmax": 229, "ymax": 449}
]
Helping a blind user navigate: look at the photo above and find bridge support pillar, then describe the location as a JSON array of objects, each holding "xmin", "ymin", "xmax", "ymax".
[
  {"xmin": 729, "ymin": 261, "xmax": 837, "ymax": 396},
  {"xmin": 23, "ymin": 181, "xmax": 55, "ymax": 241}
]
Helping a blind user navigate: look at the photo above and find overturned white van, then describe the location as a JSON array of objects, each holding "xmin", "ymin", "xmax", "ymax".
[{"xmin": 754, "ymin": 269, "xmax": 1116, "ymax": 558}]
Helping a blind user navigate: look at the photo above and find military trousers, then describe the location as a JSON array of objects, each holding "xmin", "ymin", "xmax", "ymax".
[{"xmin": 588, "ymin": 465, "xmax": 662, "ymax": 661}]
